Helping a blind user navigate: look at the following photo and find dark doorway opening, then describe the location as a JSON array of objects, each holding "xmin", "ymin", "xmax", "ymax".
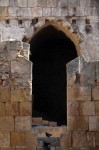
[{"xmin": 29, "ymin": 25, "xmax": 77, "ymax": 126}]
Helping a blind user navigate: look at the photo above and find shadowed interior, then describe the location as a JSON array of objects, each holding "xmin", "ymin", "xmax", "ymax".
[{"xmin": 30, "ymin": 25, "xmax": 77, "ymax": 126}]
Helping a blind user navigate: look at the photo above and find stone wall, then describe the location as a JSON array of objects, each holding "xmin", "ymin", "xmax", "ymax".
[
  {"xmin": 31, "ymin": 54, "xmax": 99, "ymax": 150},
  {"xmin": 0, "ymin": 0, "xmax": 99, "ymax": 61},
  {"xmin": 65, "ymin": 56, "xmax": 99, "ymax": 150},
  {"xmin": 0, "ymin": 0, "xmax": 99, "ymax": 149},
  {"xmin": 0, "ymin": 41, "xmax": 99, "ymax": 149},
  {"xmin": 0, "ymin": 40, "xmax": 36, "ymax": 150}
]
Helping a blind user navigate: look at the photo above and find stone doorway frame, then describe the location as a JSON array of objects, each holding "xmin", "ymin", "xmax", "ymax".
[{"xmin": 29, "ymin": 21, "xmax": 80, "ymax": 127}]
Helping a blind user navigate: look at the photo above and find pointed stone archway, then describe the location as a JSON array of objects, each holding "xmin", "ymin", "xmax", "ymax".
[{"xmin": 29, "ymin": 24, "xmax": 78, "ymax": 126}]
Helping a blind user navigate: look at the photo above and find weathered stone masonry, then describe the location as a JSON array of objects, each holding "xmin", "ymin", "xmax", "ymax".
[
  {"xmin": 0, "ymin": 41, "xmax": 36, "ymax": 150},
  {"xmin": 0, "ymin": 0, "xmax": 99, "ymax": 61},
  {"xmin": 0, "ymin": 0, "xmax": 99, "ymax": 149},
  {"xmin": 66, "ymin": 57, "xmax": 99, "ymax": 150},
  {"xmin": 0, "ymin": 41, "xmax": 99, "ymax": 149}
]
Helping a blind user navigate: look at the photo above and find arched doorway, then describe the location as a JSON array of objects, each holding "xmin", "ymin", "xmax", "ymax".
[{"xmin": 29, "ymin": 25, "xmax": 77, "ymax": 126}]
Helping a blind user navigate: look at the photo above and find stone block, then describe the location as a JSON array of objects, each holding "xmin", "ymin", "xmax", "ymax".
[
  {"xmin": 58, "ymin": 0, "xmax": 68, "ymax": 7},
  {"xmin": 43, "ymin": 8, "xmax": 51, "ymax": 16},
  {"xmin": 96, "ymin": 62, "xmax": 99, "ymax": 85},
  {"xmin": 32, "ymin": 117, "xmax": 42, "ymax": 125},
  {"xmin": 60, "ymin": 132, "xmax": 71, "ymax": 148},
  {"xmin": 32, "ymin": 7, "xmax": 42, "ymax": 17},
  {"xmin": 23, "ymin": 42, "xmax": 30, "ymax": 51},
  {"xmin": 49, "ymin": 121, "xmax": 57, "ymax": 127},
  {"xmin": 3, "ymin": 81, "xmax": 10, "ymax": 87},
  {"xmin": 67, "ymin": 116, "xmax": 88, "ymax": 131},
  {"xmin": 61, "ymin": 7, "xmax": 69, "ymax": 17},
  {"xmin": 7, "ymin": 50, "xmax": 19, "ymax": 62},
  {"xmin": 19, "ymin": 102, "xmax": 32, "ymax": 116},
  {"xmin": 0, "ymin": 7, "xmax": 8, "ymax": 17},
  {"xmin": 80, "ymin": 0, "xmax": 92, "ymax": 7},
  {"xmin": 89, "ymin": 116, "xmax": 99, "ymax": 131},
  {"xmin": 0, "ymin": 103, "xmax": 5, "ymax": 116},
  {"xmin": 9, "ymin": 0, "xmax": 18, "ymax": 7},
  {"xmin": 0, "ymin": 41, "xmax": 6, "ymax": 52},
  {"xmin": 92, "ymin": 86, "xmax": 99, "ymax": 100},
  {"xmin": 0, "ymin": 79, "xmax": 3, "ymax": 86},
  {"xmin": 68, "ymin": 6, "xmax": 75, "ymax": 16},
  {"xmin": 8, "ymin": 7, "xmax": 20, "ymax": 17},
  {"xmin": 0, "ymin": 86, "xmax": 10, "ymax": 102},
  {"xmin": 95, "ymin": 132, "xmax": 99, "ymax": 147},
  {"xmin": 22, "ymin": 42, "xmax": 30, "ymax": 59},
  {"xmin": 0, "ymin": 62, "xmax": 10, "ymax": 74},
  {"xmin": 11, "ymin": 132, "xmax": 26, "ymax": 146},
  {"xmin": 68, "ymin": 0, "xmax": 80, "ymax": 6},
  {"xmin": 11, "ymin": 57, "xmax": 32, "ymax": 81},
  {"xmin": 87, "ymin": 132, "xmax": 95, "ymax": 147},
  {"xmin": 17, "ymin": 0, "xmax": 27, "ymax": 7},
  {"xmin": 37, "ymin": 0, "xmax": 46, "ymax": 7},
  {"xmin": 79, "ymin": 101, "xmax": 95, "ymax": 115},
  {"xmin": 11, "ymin": 86, "xmax": 32, "ymax": 102},
  {"xmin": 67, "ymin": 57, "xmax": 95, "ymax": 86},
  {"xmin": 11, "ymin": 74, "xmax": 32, "ymax": 86},
  {"xmin": 28, "ymin": 0, "xmax": 37, "ymax": 7},
  {"xmin": 78, "ymin": 6, "xmax": 93, "ymax": 17},
  {"xmin": 25, "ymin": 133, "xmax": 37, "ymax": 150},
  {"xmin": 6, "ymin": 102, "xmax": 19, "ymax": 116},
  {"xmin": 95, "ymin": 101, "xmax": 99, "ymax": 115},
  {"xmin": 15, "ymin": 116, "xmax": 31, "ymax": 131},
  {"xmin": 0, "ymin": 132, "xmax": 10, "ymax": 147},
  {"xmin": 67, "ymin": 86, "xmax": 91, "ymax": 101},
  {"xmin": 20, "ymin": 8, "xmax": 32, "ymax": 17},
  {"xmin": 6, "ymin": 41, "xmax": 22, "ymax": 51},
  {"xmin": 0, "ymin": 117, "xmax": 14, "ymax": 131},
  {"xmin": 42, "ymin": 120, "xmax": 49, "ymax": 126},
  {"xmin": 47, "ymin": 0, "xmax": 57, "ymax": 7},
  {"xmin": 73, "ymin": 131, "xmax": 88, "ymax": 148},
  {"xmin": 35, "ymin": 19, "xmax": 45, "ymax": 28},
  {"xmin": 0, "ymin": 0, "xmax": 9, "ymax": 6},
  {"xmin": 2, "ymin": 74, "xmax": 9, "ymax": 80},
  {"xmin": 52, "ymin": 8, "xmax": 61, "ymax": 16},
  {"xmin": 67, "ymin": 101, "xmax": 79, "ymax": 116}
]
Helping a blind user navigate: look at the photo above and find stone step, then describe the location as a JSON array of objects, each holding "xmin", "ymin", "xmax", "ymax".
[
  {"xmin": 42, "ymin": 120, "xmax": 49, "ymax": 126},
  {"xmin": 32, "ymin": 117, "xmax": 58, "ymax": 127},
  {"xmin": 49, "ymin": 121, "xmax": 57, "ymax": 127},
  {"xmin": 32, "ymin": 117, "xmax": 42, "ymax": 125}
]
